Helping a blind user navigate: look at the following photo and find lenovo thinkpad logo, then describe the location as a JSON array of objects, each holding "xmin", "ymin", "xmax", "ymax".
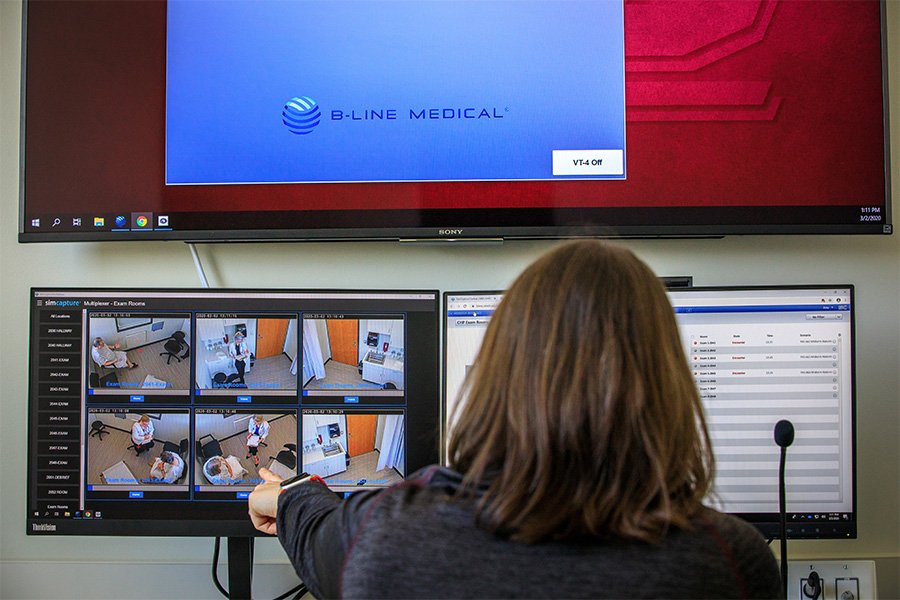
[
  {"xmin": 439, "ymin": 229, "xmax": 463, "ymax": 236},
  {"xmin": 32, "ymin": 523, "xmax": 56, "ymax": 532}
]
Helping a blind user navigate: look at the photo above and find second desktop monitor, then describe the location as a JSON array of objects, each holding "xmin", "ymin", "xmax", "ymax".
[{"xmin": 29, "ymin": 289, "xmax": 440, "ymax": 536}]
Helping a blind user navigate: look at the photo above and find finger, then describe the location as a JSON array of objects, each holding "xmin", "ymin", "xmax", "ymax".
[{"xmin": 257, "ymin": 467, "xmax": 282, "ymax": 483}]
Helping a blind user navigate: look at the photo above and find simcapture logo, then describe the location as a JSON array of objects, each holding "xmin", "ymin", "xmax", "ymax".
[{"xmin": 283, "ymin": 95, "xmax": 507, "ymax": 135}]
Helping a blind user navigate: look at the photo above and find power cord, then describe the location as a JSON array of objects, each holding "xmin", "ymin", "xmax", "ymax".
[
  {"xmin": 188, "ymin": 243, "xmax": 212, "ymax": 288},
  {"xmin": 211, "ymin": 537, "xmax": 308, "ymax": 600},
  {"xmin": 274, "ymin": 583, "xmax": 308, "ymax": 600},
  {"xmin": 212, "ymin": 537, "xmax": 229, "ymax": 598}
]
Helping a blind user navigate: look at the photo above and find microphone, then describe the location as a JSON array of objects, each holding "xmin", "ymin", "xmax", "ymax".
[
  {"xmin": 774, "ymin": 419, "xmax": 795, "ymax": 599},
  {"xmin": 775, "ymin": 419, "xmax": 795, "ymax": 448}
]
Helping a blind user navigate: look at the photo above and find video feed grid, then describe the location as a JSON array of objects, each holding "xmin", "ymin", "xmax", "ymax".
[
  {"xmin": 86, "ymin": 312, "xmax": 192, "ymax": 401},
  {"xmin": 301, "ymin": 314, "xmax": 405, "ymax": 404},
  {"xmin": 84, "ymin": 408, "xmax": 191, "ymax": 498},
  {"xmin": 194, "ymin": 313, "xmax": 299, "ymax": 402},
  {"xmin": 29, "ymin": 290, "xmax": 438, "ymax": 532},
  {"xmin": 193, "ymin": 409, "xmax": 298, "ymax": 498},
  {"xmin": 301, "ymin": 408, "xmax": 405, "ymax": 492}
]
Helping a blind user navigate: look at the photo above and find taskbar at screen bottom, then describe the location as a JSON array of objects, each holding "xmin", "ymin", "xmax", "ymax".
[
  {"xmin": 29, "ymin": 495, "xmax": 318, "ymax": 536},
  {"xmin": 19, "ymin": 205, "xmax": 891, "ymax": 241},
  {"xmin": 739, "ymin": 513, "xmax": 856, "ymax": 540}
]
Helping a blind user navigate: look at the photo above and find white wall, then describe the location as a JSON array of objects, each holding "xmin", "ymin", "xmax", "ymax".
[
  {"xmin": 357, "ymin": 319, "xmax": 405, "ymax": 363},
  {"xmin": 1, "ymin": 2, "xmax": 897, "ymax": 598},
  {"xmin": 302, "ymin": 414, "xmax": 348, "ymax": 453}
]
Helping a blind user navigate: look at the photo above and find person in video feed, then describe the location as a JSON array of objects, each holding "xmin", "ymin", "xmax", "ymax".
[
  {"xmin": 229, "ymin": 332, "xmax": 251, "ymax": 384},
  {"xmin": 205, "ymin": 455, "xmax": 246, "ymax": 485},
  {"xmin": 91, "ymin": 337, "xmax": 137, "ymax": 369},
  {"xmin": 150, "ymin": 451, "xmax": 185, "ymax": 483},
  {"xmin": 249, "ymin": 241, "xmax": 781, "ymax": 599},
  {"xmin": 246, "ymin": 415, "xmax": 269, "ymax": 467},
  {"xmin": 131, "ymin": 414, "xmax": 154, "ymax": 456}
]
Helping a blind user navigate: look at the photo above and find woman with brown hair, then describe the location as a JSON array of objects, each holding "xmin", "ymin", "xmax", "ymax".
[{"xmin": 249, "ymin": 241, "xmax": 781, "ymax": 598}]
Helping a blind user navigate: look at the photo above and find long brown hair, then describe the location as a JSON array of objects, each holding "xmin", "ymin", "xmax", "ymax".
[{"xmin": 447, "ymin": 241, "xmax": 713, "ymax": 543}]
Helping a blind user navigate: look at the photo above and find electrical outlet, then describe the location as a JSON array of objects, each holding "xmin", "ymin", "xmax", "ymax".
[{"xmin": 785, "ymin": 560, "xmax": 877, "ymax": 600}]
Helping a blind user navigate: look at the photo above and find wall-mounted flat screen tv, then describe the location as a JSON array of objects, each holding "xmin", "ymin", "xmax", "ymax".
[{"xmin": 19, "ymin": 0, "xmax": 891, "ymax": 242}]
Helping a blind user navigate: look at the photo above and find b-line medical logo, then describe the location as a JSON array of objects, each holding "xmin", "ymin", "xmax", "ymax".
[
  {"xmin": 282, "ymin": 95, "xmax": 507, "ymax": 136},
  {"xmin": 282, "ymin": 96, "xmax": 322, "ymax": 135}
]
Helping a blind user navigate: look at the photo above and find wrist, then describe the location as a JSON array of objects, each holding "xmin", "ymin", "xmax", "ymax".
[{"xmin": 279, "ymin": 472, "xmax": 324, "ymax": 494}]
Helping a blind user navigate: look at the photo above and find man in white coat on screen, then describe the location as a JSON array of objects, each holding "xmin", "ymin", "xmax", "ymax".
[{"xmin": 229, "ymin": 332, "xmax": 251, "ymax": 384}]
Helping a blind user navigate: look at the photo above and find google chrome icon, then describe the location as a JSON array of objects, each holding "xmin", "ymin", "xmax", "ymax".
[{"xmin": 136, "ymin": 215, "xmax": 149, "ymax": 228}]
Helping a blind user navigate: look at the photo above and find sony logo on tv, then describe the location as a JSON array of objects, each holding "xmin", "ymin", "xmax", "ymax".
[
  {"xmin": 438, "ymin": 229, "xmax": 463, "ymax": 236},
  {"xmin": 32, "ymin": 523, "xmax": 56, "ymax": 532}
]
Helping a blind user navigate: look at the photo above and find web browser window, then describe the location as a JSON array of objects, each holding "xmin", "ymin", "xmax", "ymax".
[{"xmin": 443, "ymin": 287, "xmax": 855, "ymax": 535}]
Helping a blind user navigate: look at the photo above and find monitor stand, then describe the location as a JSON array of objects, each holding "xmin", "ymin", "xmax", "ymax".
[{"xmin": 227, "ymin": 537, "xmax": 253, "ymax": 600}]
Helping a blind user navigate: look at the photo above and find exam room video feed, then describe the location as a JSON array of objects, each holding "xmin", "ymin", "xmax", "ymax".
[
  {"xmin": 87, "ymin": 315, "xmax": 191, "ymax": 395},
  {"xmin": 193, "ymin": 410, "xmax": 298, "ymax": 493},
  {"xmin": 302, "ymin": 317, "xmax": 404, "ymax": 396},
  {"xmin": 301, "ymin": 410, "xmax": 405, "ymax": 492},
  {"xmin": 85, "ymin": 410, "xmax": 190, "ymax": 495},
  {"xmin": 194, "ymin": 316, "xmax": 298, "ymax": 396}
]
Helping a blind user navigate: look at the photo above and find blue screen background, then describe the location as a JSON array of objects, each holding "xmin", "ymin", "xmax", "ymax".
[{"xmin": 166, "ymin": 1, "xmax": 625, "ymax": 184}]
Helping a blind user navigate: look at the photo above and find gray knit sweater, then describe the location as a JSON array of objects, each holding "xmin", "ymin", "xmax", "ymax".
[{"xmin": 276, "ymin": 465, "xmax": 781, "ymax": 599}]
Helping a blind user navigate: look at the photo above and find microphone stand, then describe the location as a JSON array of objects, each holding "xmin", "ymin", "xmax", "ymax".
[
  {"xmin": 774, "ymin": 419, "xmax": 795, "ymax": 600},
  {"xmin": 779, "ymin": 443, "xmax": 788, "ymax": 599}
]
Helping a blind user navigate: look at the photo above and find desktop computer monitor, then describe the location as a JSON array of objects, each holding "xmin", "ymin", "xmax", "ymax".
[
  {"xmin": 444, "ymin": 286, "xmax": 856, "ymax": 539},
  {"xmin": 28, "ymin": 288, "xmax": 440, "ymax": 536}
]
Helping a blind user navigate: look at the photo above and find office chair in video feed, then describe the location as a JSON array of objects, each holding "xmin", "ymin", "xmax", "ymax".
[
  {"xmin": 89, "ymin": 370, "xmax": 119, "ymax": 389},
  {"xmin": 196, "ymin": 434, "xmax": 223, "ymax": 463},
  {"xmin": 273, "ymin": 446, "xmax": 297, "ymax": 471},
  {"xmin": 160, "ymin": 331, "xmax": 191, "ymax": 365}
]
